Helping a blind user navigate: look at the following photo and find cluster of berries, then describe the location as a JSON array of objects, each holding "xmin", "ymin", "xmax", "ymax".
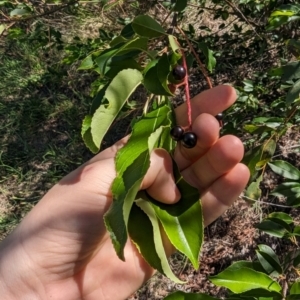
[{"xmin": 169, "ymin": 64, "xmax": 224, "ymax": 149}]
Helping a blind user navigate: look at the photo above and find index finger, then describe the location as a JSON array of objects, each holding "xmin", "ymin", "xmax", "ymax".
[{"xmin": 175, "ymin": 85, "xmax": 237, "ymax": 126}]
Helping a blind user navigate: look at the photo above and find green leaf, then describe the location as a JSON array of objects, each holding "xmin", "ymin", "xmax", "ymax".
[
  {"xmin": 256, "ymin": 219, "xmax": 291, "ymax": 238},
  {"xmin": 105, "ymin": 105, "xmax": 173, "ymax": 259},
  {"xmin": 81, "ymin": 115, "xmax": 99, "ymax": 153},
  {"xmin": 0, "ymin": 24, "xmax": 5, "ymax": 35},
  {"xmin": 164, "ymin": 291, "xmax": 220, "ymax": 300},
  {"xmin": 234, "ymin": 288, "xmax": 282, "ymax": 299},
  {"xmin": 168, "ymin": 35, "xmax": 180, "ymax": 54},
  {"xmin": 268, "ymin": 212, "xmax": 293, "ymax": 224},
  {"xmin": 210, "ymin": 264, "xmax": 282, "ymax": 294},
  {"xmin": 286, "ymin": 79, "xmax": 300, "ymax": 105},
  {"xmin": 132, "ymin": 15, "xmax": 166, "ymax": 38},
  {"xmin": 10, "ymin": 8, "xmax": 30, "ymax": 17},
  {"xmin": 290, "ymin": 282, "xmax": 300, "ymax": 295},
  {"xmin": 145, "ymin": 160, "xmax": 203, "ymax": 269},
  {"xmin": 172, "ymin": 0, "xmax": 188, "ymax": 12},
  {"xmin": 95, "ymin": 37, "xmax": 147, "ymax": 75},
  {"xmin": 256, "ymin": 244, "xmax": 282, "ymax": 275},
  {"xmin": 268, "ymin": 160, "xmax": 300, "ymax": 180},
  {"xmin": 198, "ymin": 42, "xmax": 216, "ymax": 73},
  {"xmin": 157, "ymin": 53, "xmax": 173, "ymax": 95},
  {"xmin": 271, "ymin": 182, "xmax": 300, "ymax": 206},
  {"xmin": 130, "ymin": 201, "xmax": 183, "ymax": 283},
  {"xmin": 90, "ymin": 69, "xmax": 143, "ymax": 149},
  {"xmin": 78, "ymin": 55, "xmax": 94, "ymax": 70},
  {"xmin": 245, "ymin": 175, "xmax": 262, "ymax": 204},
  {"xmin": 293, "ymin": 252, "xmax": 300, "ymax": 266},
  {"xmin": 144, "ymin": 63, "xmax": 171, "ymax": 95},
  {"xmin": 282, "ymin": 61, "xmax": 300, "ymax": 82}
]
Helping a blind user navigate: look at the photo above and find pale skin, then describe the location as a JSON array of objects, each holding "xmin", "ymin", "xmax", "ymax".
[{"xmin": 0, "ymin": 85, "xmax": 250, "ymax": 300}]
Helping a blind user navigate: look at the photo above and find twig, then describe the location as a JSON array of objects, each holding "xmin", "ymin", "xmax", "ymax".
[
  {"xmin": 176, "ymin": 26, "xmax": 213, "ymax": 89},
  {"xmin": 0, "ymin": 22, "xmax": 16, "ymax": 37},
  {"xmin": 223, "ymin": 0, "xmax": 262, "ymax": 39},
  {"xmin": 240, "ymin": 195, "xmax": 293, "ymax": 209},
  {"xmin": 0, "ymin": 1, "xmax": 77, "ymax": 23}
]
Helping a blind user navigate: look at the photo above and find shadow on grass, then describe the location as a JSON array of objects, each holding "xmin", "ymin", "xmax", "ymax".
[{"xmin": 0, "ymin": 40, "xmax": 130, "ymax": 218}]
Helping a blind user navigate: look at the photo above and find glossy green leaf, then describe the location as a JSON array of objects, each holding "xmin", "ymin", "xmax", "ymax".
[
  {"xmin": 10, "ymin": 8, "xmax": 30, "ymax": 17},
  {"xmin": 81, "ymin": 115, "xmax": 98, "ymax": 153},
  {"xmin": 78, "ymin": 55, "xmax": 94, "ymax": 70},
  {"xmin": 164, "ymin": 291, "xmax": 219, "ymax": 300},
  {"xmin": 210, "ymin": 264, "xmax": 282, "ymax": 294},
  {"xmin": 286, "ymin": 79, "xmax": 300, "ymax": 105},
  {"xmin": 256, "ymin": 244, "xmax": 282, "ymax": 275},
  {"xmin": 95, "ymin": 37, "xmax": 147, "ymax": 75},
  {"xmin": 144, "ymin": 63, "xmax": 171, "ymax": 95},
  {"xmin": 157, "ymin": 53, "xmax": 173, "ymax": 95},
  {"xmin": 146, "ymin": 161, "xmax": 203, "ymax": 269},
  {"xmin": 198, "ymin": 42, "xmax": 216, "ymax": 73},
  {"xmin": 90, "ymin": 84, "xmax": 108, "ymax": 115},
  {"xmin": 271, "ymin": 182, "xmax": 300, "ymax": 206},
  {"xmin": 282, "ymin": 61, "xmax": 300, "ymax": 82},
  {"xmin": 270, "ymin": 5, "xmax": 300, "ymax": 17},
  {"xmin": 268, "ymin": 160, "xmax": 300, "ymax": 180},
  {"xmin": 268, "ymin": 212, "xmax": 293, "ymax": 224},
  {"xmin": 132, "ymin": 15, "xmax": 166, "ymax": 38},
  {"xmin": 290, "ymin": 282, "xmax": 300, "ymax": 294},
  {"xmin": 234, "ymin": 288, "xmax": 282, "ymax": 299},
  {"xmin": 105, "ymin": 105, "xmax": 173, "ymax": 259},
  {"xmin": 293, "ymin": 226, "xmax": 300, "ymax": 236},
  {"xmin": 131, "ymin": 200, "xmax": 183, "ymax": 283},
  {"xmin": 173, "ymin": 0, "xmax": 188, "ymax": 12},
  {"xmin": 245, "ymin": 175, "xmax": 262, "ymax": 204},
  {"xmin": 256, "ymin": 219, "xmax": 291, "ymax": 238},
  {"xmin": 91, "ymin": 69, "xmax": 143, "ymax": 149}
]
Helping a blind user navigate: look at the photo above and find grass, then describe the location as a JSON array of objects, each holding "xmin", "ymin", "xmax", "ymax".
[{"xmin": 0, "ymin": 38, "xmax": 95, "ymax": 238}]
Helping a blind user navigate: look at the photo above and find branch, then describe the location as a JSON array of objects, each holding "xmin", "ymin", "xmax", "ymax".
[{"xmin": 0, "ymin": 1, "xmax": 77, "ymax": 23}]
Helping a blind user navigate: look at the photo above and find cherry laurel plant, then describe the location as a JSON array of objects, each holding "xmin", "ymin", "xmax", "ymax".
[{"xmin": 80, "ymin": 14, "xmax": 204, "ymax": 283}]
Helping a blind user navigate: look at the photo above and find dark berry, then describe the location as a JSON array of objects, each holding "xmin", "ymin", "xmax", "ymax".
[
  {"xmin": 172, "ymin": 65, "xmax": 186, "ymax": 81},
  {"xmin": 170, "ymin": 126, "xmax": 184, "ymax": 141},
  {"xmin": 215, "ymin": 113, "xmax": 223, "ymax": 121},
  {"xmin": 215, "ymin": 113, "xmax": 223, "ymax": 127},
  {"xmin": 182, "ymin": 132, "xmax": 197, "ymax": 148}
]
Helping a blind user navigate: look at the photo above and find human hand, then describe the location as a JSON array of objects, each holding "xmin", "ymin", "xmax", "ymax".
[{"xmin": 0, "ymin": 85, "xmax": 249, "ymax": 300}]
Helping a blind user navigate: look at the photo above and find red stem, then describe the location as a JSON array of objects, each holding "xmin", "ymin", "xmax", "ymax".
[{"xmin": 180, "ymin": 49, "xmax": 192, "ymax": 129}]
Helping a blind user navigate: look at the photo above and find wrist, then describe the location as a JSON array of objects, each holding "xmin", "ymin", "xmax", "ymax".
[{"xmin": 0, "ymin": 228, "xmax": 46, "ymax": 300}]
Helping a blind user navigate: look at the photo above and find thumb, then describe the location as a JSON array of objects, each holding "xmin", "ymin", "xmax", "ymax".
[{"xmin": 141, "ymin": 148, "xmax": 181, "ymax": 204}]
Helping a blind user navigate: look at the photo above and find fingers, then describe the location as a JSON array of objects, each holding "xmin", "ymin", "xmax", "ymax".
[
  {"xmin": 175, "ymin": 85, "xmax": 237, "ymax": 126},
  {"xmin": 181, "ymin": 135, "xmax": 245, "ymax": 192},
  {"xmin": 201, "ymin": 163, "xmax": 250, "ymax": 226},
  {"xmin": 141, "ymin": 149, "xmax": 181, "ymax": 204}
]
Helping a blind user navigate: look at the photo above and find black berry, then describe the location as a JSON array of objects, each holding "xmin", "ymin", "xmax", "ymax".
[
  {"xmin": 172, "ymin": 65, "xmax": 186, "ymax": 81},
  {"xmin": 182, "ymin": 132, "xmax": 197, "ymax": 148},
  {"xmin": 215, "ymin": 113, "xmax": 223, "ymax": 121},
  {"xmin": 215, "ymin": 113, "xmax": 223, "ymax": 127},
  {"xmin": 170, "ymin": 126, "xmax": 184, "ymax": 141}
]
